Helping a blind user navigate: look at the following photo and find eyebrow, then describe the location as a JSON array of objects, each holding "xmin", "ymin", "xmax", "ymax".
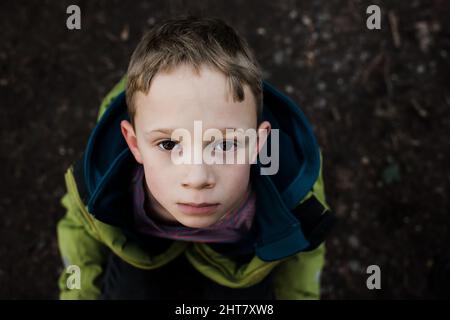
[
  {"xmin": 145, "ymin": 127, "xmax": 238, "ymax": 135},
  {"xmin": 145, "ymin": 128, "xmax": 176, "ymax": 135}
]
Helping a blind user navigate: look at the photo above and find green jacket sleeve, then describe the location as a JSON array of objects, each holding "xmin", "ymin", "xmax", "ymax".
[
  {"xmin": 272, "ymin": 243, "xmax": 326, "ymax": 300},
  {"xmin": 57, "ymin": 187, "xmax": 108, "ymax": 299},
  {"xmin": 57, "ymin": 77, "xmax": 126, "ymax": 299}
]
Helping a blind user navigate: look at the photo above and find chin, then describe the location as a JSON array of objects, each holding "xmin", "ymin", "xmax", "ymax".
[{"xmin": 179, "ymin": 216, "xmax": 219, "ymax": 229}]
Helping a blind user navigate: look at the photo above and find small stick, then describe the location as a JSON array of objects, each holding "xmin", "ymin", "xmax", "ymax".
[{"xmin": 389, "ymin": 11, "xmax": 401, "ymax": 48}]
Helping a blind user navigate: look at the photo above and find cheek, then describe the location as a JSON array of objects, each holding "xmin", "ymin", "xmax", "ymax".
[
  {"xmin": 143, "ymin": 167, "xmax": 174, "ymax": 205},
  {"xmin": 140, "ymin": 143, "xmax": 175, "ymax": 172},
  {"xmin": 141, "ymin": 153, "xmax": 174, "ymax": 199},
  {"xmin": 218, "ymin": 165, "xmax": 251, "ymax": 195}
]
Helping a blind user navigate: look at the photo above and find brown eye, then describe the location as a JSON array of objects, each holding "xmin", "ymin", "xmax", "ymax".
[
  {"xmin": 215, "ymin": 140, "xmax": 237, "ymax": 152},
  {"xmin": 158, "ymin": 140, "xmax": 178, "ymax": 151}
]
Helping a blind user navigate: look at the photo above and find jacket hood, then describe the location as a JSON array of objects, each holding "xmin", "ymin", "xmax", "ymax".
[{"xmin": 80, "ymin": 81, "xmax": 322, "ymax": 261}]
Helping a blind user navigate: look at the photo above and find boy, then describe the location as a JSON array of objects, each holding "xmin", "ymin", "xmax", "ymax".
[{"xmin": 57, "ymin": 16, "xmax": 335, "ymax": 300}]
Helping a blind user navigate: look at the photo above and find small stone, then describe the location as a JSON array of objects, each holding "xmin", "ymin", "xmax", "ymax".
[
  {"xmin": 273, "ymin": 51, "xmax": 284, "ymax": 65},
  {"xmin": 302, "ymin": 15, "xmax": 312, "ymax": 27},
  {"xmin": 58, "ymin": 146, "xmax": 66, "ymax": 156},
  {"xmin": 333, "ymin": 62, "xmax": 341, "ymax": 72},
  {"xmin": 348, "ymin": 260, "xmax": 362, "ymax": 272},
  {"xmin": 360, "ymin": 51, "xmax": 369, "ymax": 61},
  {"xmin": 316, "ymin": 97, "xmax": 327, "ymax": 108},
  {"xmin": 361, "ymin": 156, "xmax": 370, "ymax": 165},
  {"xmin": 256, "ymin": 27, "xmax": 266, "ymax": 36},
  {"xmin": 348, "ymin": 235, "xmax": 360, "ymax": 249},
  {"xmin": 289, "ymin": 10, "xmax": 298, "ymax": 20},
  {"xmin": 416, "ymin": 65, "xmax": 425, "ymax": 74},
  {"xmin": 317, "ymin": 82, "xmax": 327, "ymax": 91},
  {"xmin": 120, "ymin": 24, "xmax": 129, "ymax": 41},
  {"xmin": 322, "ymin": 32, "xmax": 331, "ymax": 40},
  {"xmin": 318, "ymin": 13, "xmax": 330, "ymax": 22}
]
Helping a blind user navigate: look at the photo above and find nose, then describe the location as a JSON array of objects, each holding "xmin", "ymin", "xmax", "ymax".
[{"xmin": 181, "ymin": 164, "xmax": 215, "ymax": 190}]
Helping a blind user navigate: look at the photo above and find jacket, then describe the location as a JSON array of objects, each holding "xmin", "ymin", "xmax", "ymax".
[{"xmin": 57, "ymin": 77, "xmax": 336, "ymax": 299}]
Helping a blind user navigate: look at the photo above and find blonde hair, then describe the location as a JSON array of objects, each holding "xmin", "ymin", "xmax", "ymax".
[{"xmin": 126, "ymin": 16, "xmax": 263, "ymax": 126}]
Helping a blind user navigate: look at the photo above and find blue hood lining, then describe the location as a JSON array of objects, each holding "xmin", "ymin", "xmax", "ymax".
[{"xmin": 261, "ymin": 81, "xmax": 320, "ymax": 209}]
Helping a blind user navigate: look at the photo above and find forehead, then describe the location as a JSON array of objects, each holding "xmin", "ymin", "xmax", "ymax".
[{"xmin": 133, "ymin": 64, "xmax": 257, "ymax": 130}]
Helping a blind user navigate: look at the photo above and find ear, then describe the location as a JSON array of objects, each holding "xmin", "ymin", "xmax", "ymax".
[
  {"xmin": 251, "ymin": 121, "xmax": 271, "ymax": 164},
  {"xmin": 120, "ymin": 120, "xmax": 143, "ymax": 164}
]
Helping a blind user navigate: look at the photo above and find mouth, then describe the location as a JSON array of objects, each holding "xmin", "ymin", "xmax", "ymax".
[{"xmin": 176, "ymin": 202, "xmax": 220, "ymax": 215}]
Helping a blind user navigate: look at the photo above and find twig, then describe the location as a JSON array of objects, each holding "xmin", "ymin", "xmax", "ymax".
[
  {"xmin": 411, "ymin": 99, "xmax": 428, "ymax": 118},
  {"xmin": 388, "ymin": 11, "xmax": 401, "ymax": 48}
]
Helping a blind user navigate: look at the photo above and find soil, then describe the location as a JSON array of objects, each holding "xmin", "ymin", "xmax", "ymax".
[{"xmin": 1, "ymin": 0, "xmax": 449, "ymax": 299}]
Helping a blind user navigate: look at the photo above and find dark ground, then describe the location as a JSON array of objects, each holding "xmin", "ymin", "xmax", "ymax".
[{"xmin": 1, "ymin": 0, "xmax": 449, "ymax": 299}]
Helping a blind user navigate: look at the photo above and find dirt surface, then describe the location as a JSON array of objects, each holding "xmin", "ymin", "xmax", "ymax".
[{"xmin": 1, "ymin": 0, "xmax": 449, "ymax": 299}]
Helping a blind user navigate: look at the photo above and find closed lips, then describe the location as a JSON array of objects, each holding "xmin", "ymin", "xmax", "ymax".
[
  {"xmin": 178, "ymin": 202, "xmax": 218, "ymax": 207},
  {"xmin": 177, "ymin": 202, "xmax": 220, "ymax": 215}
]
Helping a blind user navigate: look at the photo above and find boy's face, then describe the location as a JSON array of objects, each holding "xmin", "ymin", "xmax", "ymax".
[{"xmin": 121, "ymin": 64, "xmax": 271, "ymax": 228}]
